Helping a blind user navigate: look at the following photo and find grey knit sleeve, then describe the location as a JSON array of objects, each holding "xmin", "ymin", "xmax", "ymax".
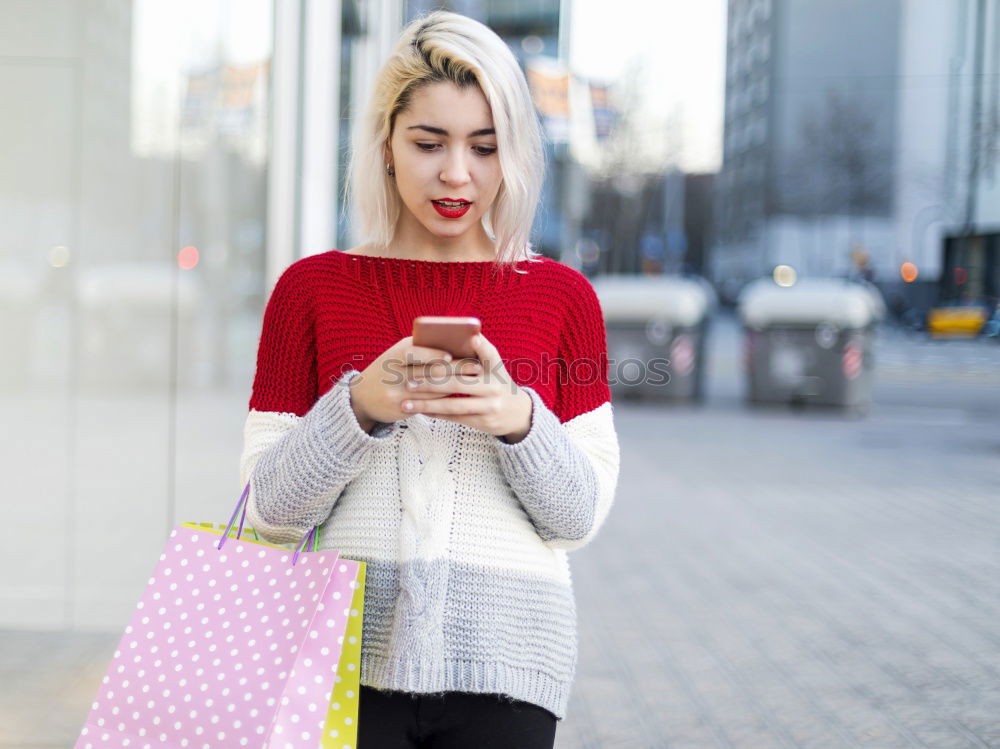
[
  {"xmin": 492, "ymin": 386, "xmax": 605, "ymax": 546},
  {"xmin": 241, "ymin": 369, "xmax": 397, "ymax": 545}
]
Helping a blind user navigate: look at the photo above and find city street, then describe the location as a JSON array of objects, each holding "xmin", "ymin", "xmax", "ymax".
[
  {"xmin": 5, "ymin": 0, "xmax": 998, "ymax": 746},
  {"xmin": 2, "ymin": 312, "xmax": 999, "ymax": 747},
  {"xmin": 560, "ymin": 313, "xmax": 1000, "ymax": 747}
]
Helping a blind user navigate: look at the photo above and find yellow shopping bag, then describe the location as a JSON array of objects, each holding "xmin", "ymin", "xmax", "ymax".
[{"xmin": 323, "ymin": 560, "xmax": 366, "ymax": 748}]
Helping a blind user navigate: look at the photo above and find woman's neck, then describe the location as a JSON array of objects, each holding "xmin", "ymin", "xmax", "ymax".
[{"xmin": 384, "ymin": 211, "xmax": 497, "ymax": 262}]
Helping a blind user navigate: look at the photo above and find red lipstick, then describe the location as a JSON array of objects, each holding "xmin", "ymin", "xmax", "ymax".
[{"xmin": 432, "ymin": 199, "xmax": 472, "ymax": 219}]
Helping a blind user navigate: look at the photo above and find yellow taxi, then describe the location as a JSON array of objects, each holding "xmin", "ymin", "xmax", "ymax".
[{"xmin": 926, "ymin": 303, "xmax": 989, "ymax": 337}]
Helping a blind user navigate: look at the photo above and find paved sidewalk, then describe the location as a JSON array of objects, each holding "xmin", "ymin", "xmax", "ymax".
[{"xmin": 558, "ymin": 400, "xmax": 1000, "ymax": 748}]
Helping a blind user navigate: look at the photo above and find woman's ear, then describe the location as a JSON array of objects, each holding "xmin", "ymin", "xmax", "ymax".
[{"xmin": 383, "ymin": 141, "xmax": 393, "ymax": 171}]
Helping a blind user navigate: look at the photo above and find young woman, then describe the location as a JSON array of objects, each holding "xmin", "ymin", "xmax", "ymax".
[{"xmin": 240, "ymin": 10, "xmax": 620, "ymax": 748}]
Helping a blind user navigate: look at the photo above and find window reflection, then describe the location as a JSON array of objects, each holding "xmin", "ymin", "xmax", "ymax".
[{"xmin": 0, "ymin": 0, "xmax": 272, "ymax": 631}]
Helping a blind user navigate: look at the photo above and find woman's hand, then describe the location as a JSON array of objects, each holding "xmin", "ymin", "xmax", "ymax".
[
  {"xmin": 348, "ymin": 336, "xmax": 483, "ymax": 432},
  {"xmin": 398, "ymin": 333, "xmax": 534, "ymax": 443}
]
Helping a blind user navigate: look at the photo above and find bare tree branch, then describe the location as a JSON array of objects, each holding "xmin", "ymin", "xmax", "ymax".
[{"xmin": 783, "ymin": 87, "xmax": 894, "ymax": 218}]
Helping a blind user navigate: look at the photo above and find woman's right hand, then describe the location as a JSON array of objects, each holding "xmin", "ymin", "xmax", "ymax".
[{"xmin": 347, "ymin": 336, "xmax": 482, "ymax": 433}]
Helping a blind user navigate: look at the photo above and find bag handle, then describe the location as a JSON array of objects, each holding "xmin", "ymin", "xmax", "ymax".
[{"xmin": 217, "ymin": 480, "xmax": 319, "ymax": 565}]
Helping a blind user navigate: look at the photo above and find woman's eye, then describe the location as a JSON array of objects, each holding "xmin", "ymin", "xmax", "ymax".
[
  {"xmin": 474, "ymin": 146, "xmax": 497, "ymax": 156},
  {"xmin": 415, "ymin": 142, "xmax": 440, "ymax": 152}
]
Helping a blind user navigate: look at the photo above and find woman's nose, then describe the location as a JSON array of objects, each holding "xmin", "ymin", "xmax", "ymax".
[{"xmin": 439, "ymin": 150, "xmax": 471, "ymax": 186}]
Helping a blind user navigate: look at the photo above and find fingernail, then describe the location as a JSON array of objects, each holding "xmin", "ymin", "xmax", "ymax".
[{"xmin": 403, "ymin": 401, "xmax": 413, "ymax": 410}]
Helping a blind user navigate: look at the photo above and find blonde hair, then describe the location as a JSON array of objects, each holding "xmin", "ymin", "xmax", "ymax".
[{"xmin": 346, "ymin": 10, "xmax": 545, "ymax": 269}]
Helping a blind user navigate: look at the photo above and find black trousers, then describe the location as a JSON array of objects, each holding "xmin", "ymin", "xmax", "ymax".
[{"xmin": 357, "ymin": 685, "xmax": 558, "ymax": 749}]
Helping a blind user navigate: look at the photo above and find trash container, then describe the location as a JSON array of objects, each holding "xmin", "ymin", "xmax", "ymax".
[
  {"xmin": 737, "ymin": 278, "xmax": 885, "ymax": 410},
  {"xmin": 592, "ymin": 275, "xmax": 714, "ymax": 402}
]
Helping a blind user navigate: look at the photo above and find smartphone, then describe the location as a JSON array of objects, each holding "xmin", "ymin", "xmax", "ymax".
[{"xmin": 412, "ymin": 316, "xmax": 481, "ymax": 361}]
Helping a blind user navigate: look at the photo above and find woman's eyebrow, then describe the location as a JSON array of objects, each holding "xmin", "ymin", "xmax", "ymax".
[{"xmin": 406, "ymin": 124, "xmax": 496, "ymax": 137}]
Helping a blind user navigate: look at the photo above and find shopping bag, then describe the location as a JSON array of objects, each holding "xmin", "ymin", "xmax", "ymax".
[
  {"xmin": 170, "ymin": 524, "xmax": 367, "ymax": 748},
  {"xmin": 75, "ymin": 480, "xmax": 366, "ymax": 748},
  {"xmin": 322, "ymin": 560, "xmax": 366, "ymax": 749},
  {"xmin": 172, "ymin": 527, "xmax": 367, "ymax": 747}
]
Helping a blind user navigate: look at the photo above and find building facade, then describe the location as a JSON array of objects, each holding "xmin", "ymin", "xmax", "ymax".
[
  {"xmin": 713, "ymin": 0, "xmax": 902, "ymax": 301},
  {"xmin": 716, "ymin": 0, "xmax": 1000, "ymax": 312},
  {"xmin": 896, "ymin": 0, "xmax": 1000, "ymax": 310},
  {"xmin": 0, "ymin": 0, "xmax": 579, "ymax": 631}
]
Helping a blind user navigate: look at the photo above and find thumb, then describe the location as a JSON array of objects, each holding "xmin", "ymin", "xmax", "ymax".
[{"xmin": 469, "ymin": 332, "xmax": 495, "ymax": 368}]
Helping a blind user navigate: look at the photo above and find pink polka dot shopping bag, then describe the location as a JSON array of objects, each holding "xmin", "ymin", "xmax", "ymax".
[{"xmin": 75, "ymin": 480, "xmax": 367, "ymax": 748}]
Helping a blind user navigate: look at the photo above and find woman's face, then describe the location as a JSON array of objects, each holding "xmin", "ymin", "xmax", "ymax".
[{"xmin": 388, "ymin": 81, "xmax": 502, "ymax": 243}]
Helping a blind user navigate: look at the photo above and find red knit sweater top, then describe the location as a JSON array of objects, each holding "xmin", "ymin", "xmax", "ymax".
[{"xmin": 248, "ymin": 250, "xmax": 611, "ymax": 424}]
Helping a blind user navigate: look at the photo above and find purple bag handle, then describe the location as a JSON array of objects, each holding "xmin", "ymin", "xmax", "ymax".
[{"xmin": 217, "ymin": 480, "xmax": 318, "ymax": 565}]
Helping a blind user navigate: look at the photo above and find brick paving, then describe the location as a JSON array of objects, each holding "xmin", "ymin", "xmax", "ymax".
[
  {"xmin": 558, "ymin": 401, "xmax": 1000, "ymax": 748},
  {"xmin": 552, "ymin": 316, "xmax": 1000, "ymax": 748},
  {"xmin": 2, "ymin": 313, "xmax": 999, "ymax": 747}
]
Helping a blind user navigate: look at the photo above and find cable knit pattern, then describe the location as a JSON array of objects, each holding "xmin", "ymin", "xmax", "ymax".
[{"xmin": 239, "ymin": 249, "xmax": 620, "ymax": 720}]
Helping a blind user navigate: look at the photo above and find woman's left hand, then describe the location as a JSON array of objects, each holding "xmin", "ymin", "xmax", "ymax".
[{"xmin": 401, "ymin": 333, "xmax": 533, "ymax": 443}]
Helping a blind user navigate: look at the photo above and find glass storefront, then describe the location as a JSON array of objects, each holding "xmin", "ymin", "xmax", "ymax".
[{"xmin": 0, "ymin": 0, "xmax": 273, "ymax": 630}]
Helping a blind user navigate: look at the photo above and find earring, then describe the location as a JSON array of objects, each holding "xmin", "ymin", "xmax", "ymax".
[{"xmin": 386, "ymin": 164, "xmax": 395, "ymax": 177}]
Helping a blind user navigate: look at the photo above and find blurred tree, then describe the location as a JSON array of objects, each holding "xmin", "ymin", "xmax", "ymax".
[
  {"xmin": 791, "ymin": 88, "xmax": 894, "ymax": 221},
  {"xmin": 583, "ymin": 58, "xmax": 683, "ymax": 274},
  {"xmin": 589, "ymin": 59, "xmax": 681, "ymax": 179}
]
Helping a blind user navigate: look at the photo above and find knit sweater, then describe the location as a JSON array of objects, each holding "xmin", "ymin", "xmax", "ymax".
[{"xmin": 238, "ymin": 249, "xmax": 620, "ymax": 721}]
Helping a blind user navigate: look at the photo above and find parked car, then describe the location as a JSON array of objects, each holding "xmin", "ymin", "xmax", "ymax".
[{"xmin": 926, "ymin": 300, "xmax": 991, "ymax": 338}]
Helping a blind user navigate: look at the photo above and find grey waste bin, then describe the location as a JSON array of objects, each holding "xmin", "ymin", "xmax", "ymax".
[
  {"xmin": 737, "ymin": 278, "xmax": 885, "ymax": 410},
  {"xmin": 593, "ymin": 275, "xmax": 714, "ymax": 402}
]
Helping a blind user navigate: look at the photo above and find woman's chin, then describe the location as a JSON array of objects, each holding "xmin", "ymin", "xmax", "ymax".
[{"xmin": 421, "ymin": 218, "xmax": 477, "ymax": 240}]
